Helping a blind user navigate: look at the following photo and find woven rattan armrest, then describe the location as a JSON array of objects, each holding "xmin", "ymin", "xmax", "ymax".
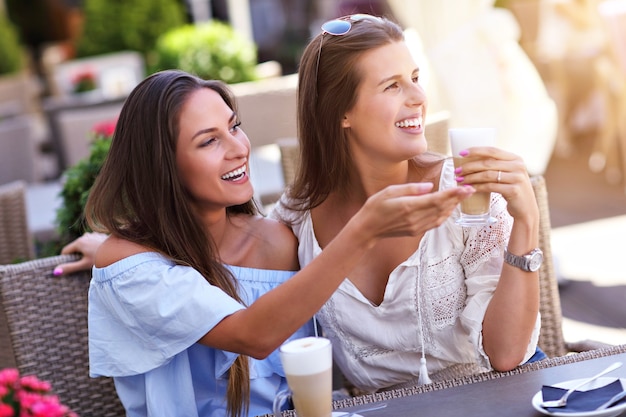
[{"xmin": 0, "ymin": 254, "xmax": 125, "ymax": 416}]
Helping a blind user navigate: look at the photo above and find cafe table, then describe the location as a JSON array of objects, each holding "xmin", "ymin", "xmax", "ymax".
[{"xmin": 268, "ymin": 344, "xmax": 626, "ymax": 417}]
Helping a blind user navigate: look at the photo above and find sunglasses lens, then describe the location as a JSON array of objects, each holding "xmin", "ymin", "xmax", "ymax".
[{"xmin": 321, "ymin": 19, "xmax": 351, "ymax": 35}]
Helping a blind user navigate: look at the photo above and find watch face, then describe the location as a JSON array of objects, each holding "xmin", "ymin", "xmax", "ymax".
[{"xmin": 529, "ymin": 251, "xmax": 543, "ymax": 271}]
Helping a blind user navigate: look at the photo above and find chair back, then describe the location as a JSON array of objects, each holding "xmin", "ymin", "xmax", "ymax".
[
  {"xmin": 55, "ymin": 102, "xmax": 122, "ymax": 168},
  {"xmin": 531, "ymin": 175, "xmax": 567, "ymax": 358},
  {"xmin": 425, "ymin": 110, "xmax": 451, "ymax": 155},
  {"xmin": 230, "ymin": 74, "xmax": 298, "ymax": 149},
  {"xmin": 0, "ymin": 181, "xmax": 34, "ymax": 264},
  {"xmin": 0, "ymin": 116, "xmax": 36, "ymax": 184},
  {"xmin": 0, "ymin": 254, "xmax": 125, "ymax": 416},
  {"xmin": 276, "ymin": 137, "xmax": 300, "ymax": 188}
]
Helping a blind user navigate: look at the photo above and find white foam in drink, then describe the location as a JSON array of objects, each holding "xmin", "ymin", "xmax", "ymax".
[
  {"xmin": 278, "ymin": 337, "xmax": 332, "ymax": 417},
  {"xmin": 449, "ymin": 127, "xmax": 496, "ymax": 156}
]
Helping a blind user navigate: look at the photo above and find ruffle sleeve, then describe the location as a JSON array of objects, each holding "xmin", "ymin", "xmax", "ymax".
[{"xmin": 89, "ymin": 253, "xmax": 245, "ymax": 377}]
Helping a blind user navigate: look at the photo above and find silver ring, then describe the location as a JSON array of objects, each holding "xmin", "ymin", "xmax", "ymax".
[{"xmin": 497, "ymin": 171, "xmax": 502, "ymax": 183}]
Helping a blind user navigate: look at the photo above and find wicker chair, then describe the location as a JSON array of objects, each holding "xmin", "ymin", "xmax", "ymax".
[
  {"xmin": 531, "ymin": 175, "xmax": 609, "ymax": 357},
  {"xmin": 530, "ymin": 175, "xmax": 567, "ymax": 358},
  {"xmin": 0, "ymin": 254, "xmax": 125, "ymax": 417},
  {"xmin": 0, "ymin": 180, "xmax": 35, "ymax": 264},
  {"xmin": 276, "ymin": 141, "xmax": 605, "ymax": 358}
]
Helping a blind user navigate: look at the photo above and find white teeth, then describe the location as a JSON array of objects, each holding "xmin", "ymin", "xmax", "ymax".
[
  {"xmin": 395, "ymin": 117, "xmax": 423, "ymax": 128},
  {"xmin": 221, "ymin": 166, "xmax": 246, "ymax": 180}
]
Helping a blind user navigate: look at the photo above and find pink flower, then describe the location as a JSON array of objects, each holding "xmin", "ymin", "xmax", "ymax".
[
  {"xmin": 19, "ymin": 376, "xmax": 51, "ymax": 393},
  {"xmin": 0, "ymin": 369, "xmax": 19, "ymax": 386},
  {"xmin": 91, "ymin": 119, "xmax": 117, "ymax": 138},
  {"xmin": 0, "ymin": 369, "xmax": 74, "ymax": 417},
  {"xmin": 0, "ymin": 403, "xmax": 13, "ymax": 417},
  {"xmin": 30, "ymin": 399, "xmax": 69, "ymax": 417}
]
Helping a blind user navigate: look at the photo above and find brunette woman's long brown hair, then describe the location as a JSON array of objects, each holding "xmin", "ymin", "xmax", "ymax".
[
  {"xmin": 290, "ymin": 15, "xmax": 439, "ymax": 211},
  {"xmin": 85, "ymin": 70, "xmax": 254, "ymax": 417}
]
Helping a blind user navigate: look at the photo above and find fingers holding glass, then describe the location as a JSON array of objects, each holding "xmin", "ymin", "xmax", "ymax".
[{"xmin": 449, "ymin": 127, "xmax": 498, "ymax": 227}]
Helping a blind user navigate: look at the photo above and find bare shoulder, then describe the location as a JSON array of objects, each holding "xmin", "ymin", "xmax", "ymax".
[
  {"xmin": 95, "ymin": 235, "xmax": 152, "ymax": 268},
  {"xmin": 246, "ymin": 215, "xmax": 299, "ymax": 271}
]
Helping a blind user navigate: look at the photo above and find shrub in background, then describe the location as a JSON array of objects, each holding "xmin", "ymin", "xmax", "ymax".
[
  {"xmin": 55, "ymin": 121, "xmax": 114, "ymax": 247},
  {"xmin": 0, "ymin": 12, "xmax": 24, "ymax": 75},
  {"xmin": 76, "ymin": 0, "xmax": 185, "ymax": 58},
  {"xmin": 38, "ymin": 121, "xmax": 114, "ymax": 257},
  {"xmin": 150, "ymin": 20, "xmax": 259, "ymax": 84}
]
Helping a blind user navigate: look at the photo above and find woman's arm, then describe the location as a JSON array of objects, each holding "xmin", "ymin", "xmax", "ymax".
[
  {"xmin": 455, "ymin": 146, "xmax": 540, "ymax": 370},
  {"xmin": 202, "ymin": 182, "xmax": 475, "ymax": 359}
]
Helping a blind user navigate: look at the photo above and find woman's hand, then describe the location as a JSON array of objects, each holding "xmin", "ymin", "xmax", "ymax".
[
  {"xmin": 456, "ymin": 147, "xmax": 541, "ymax": 370},
  {"xmin": 357, "ymin": 181, "xmax": 475, "ymax": 240},
  {"xmin": 453, "ymin": 147, "xmax": 538, "ymax": 222},
  {"xmin": 53, "ymin": 232, "xmax": 108, "ymax": 276}
]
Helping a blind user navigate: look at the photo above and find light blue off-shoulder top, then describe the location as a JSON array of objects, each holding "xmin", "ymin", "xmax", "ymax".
[{"xmin": 89, "ymin": 252, "xmax": 312, "ymax": 417}]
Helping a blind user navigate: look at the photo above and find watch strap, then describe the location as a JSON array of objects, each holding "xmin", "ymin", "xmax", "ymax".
[{"xmin": 504, "ymin": 248, "xmax": 543, "ymax": 272}]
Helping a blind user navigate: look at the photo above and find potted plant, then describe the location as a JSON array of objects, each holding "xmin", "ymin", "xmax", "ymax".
[
  {"xmin": 149, "ymin": 20, "xmax": 259, "ymax": 84},
  {"xmin": 45, "ymin": 120, "xmax": 115, "ymax": 254}
]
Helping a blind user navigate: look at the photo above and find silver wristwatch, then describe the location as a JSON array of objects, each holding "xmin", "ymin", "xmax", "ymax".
[{"xmin": 504, "ymin": 248, "xmax": 543, "ymax": 272}]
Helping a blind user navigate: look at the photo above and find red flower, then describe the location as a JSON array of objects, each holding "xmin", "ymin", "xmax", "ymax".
[
  {"xmin": 0, "ymin": 403, "xmax": 13, "ymax": 417},
  {"xmin": 91, "ymin": 119, "xmax": 117, "ymax": 139},
  {"xmin": 70, "ymin": 67, "xmax": 97, "ymax": 93}
]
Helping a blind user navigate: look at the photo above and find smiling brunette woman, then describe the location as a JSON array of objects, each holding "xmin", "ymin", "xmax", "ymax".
[{"xmin": 271, "ymin": 14, "xmax": 544, "ymax": 393}]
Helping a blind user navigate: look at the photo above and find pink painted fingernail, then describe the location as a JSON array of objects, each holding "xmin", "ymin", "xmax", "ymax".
[
  {"xmin": 454, "ymin": 167, "xmax": 462, "ymax": 174},
  {"xmin": 53, "ymin": 267, "xmax": 63, "ymax": 276},
  {"xmin": 459, "ymin": 149, "xmax": 469, "ymax": 157},
  {"xmin": 455, "ymin": 176, "xmax": 464, "ymax": 182}
]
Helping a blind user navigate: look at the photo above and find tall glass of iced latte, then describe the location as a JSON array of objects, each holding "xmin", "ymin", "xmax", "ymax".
[
  {"xmin": 449, "ymin": 127, "xmax": 498, "ymax": 227},
  {"xmin": 273, "ymin": 337, "xmax": 332, "ymax": 417}
]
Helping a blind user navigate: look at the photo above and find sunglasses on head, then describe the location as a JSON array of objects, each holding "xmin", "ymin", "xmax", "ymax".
[
  {"xmin": 314, "ymin": 14, "xmax": 384, "ymax": 99},
  {"xmin": 321, "ymin": 13, "xmax": 384, "ymax": 36}
]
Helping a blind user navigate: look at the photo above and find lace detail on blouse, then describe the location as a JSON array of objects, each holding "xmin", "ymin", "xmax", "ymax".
[
  {"xmin": 461, "ymin": 193, "xmax": 512, "ymax": 277},
  {"xmin": 423, "ymin": 244, "xmax": 466, "ymax": 332}
]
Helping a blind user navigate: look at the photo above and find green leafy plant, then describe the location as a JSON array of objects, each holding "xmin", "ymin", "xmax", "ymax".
[
  {"xmin": 0, "ymin": 12, "xmax": 24, "ymax": 75},
  {"xmin": 54, "ymin": 120, "xmax": 115, "ymax": 248},
  {"xmin": 150, "ymin": 20, "xmax": 259, "ymax": 84},
  {"xmin": 76, "ymin": 0, "xmax": 185, "ymax": 59}
]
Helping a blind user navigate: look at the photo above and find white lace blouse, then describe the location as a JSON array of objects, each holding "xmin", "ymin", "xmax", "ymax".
[{"xmin": 270, "ymin": 159, "xmax": 540, "ymax": 392}]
